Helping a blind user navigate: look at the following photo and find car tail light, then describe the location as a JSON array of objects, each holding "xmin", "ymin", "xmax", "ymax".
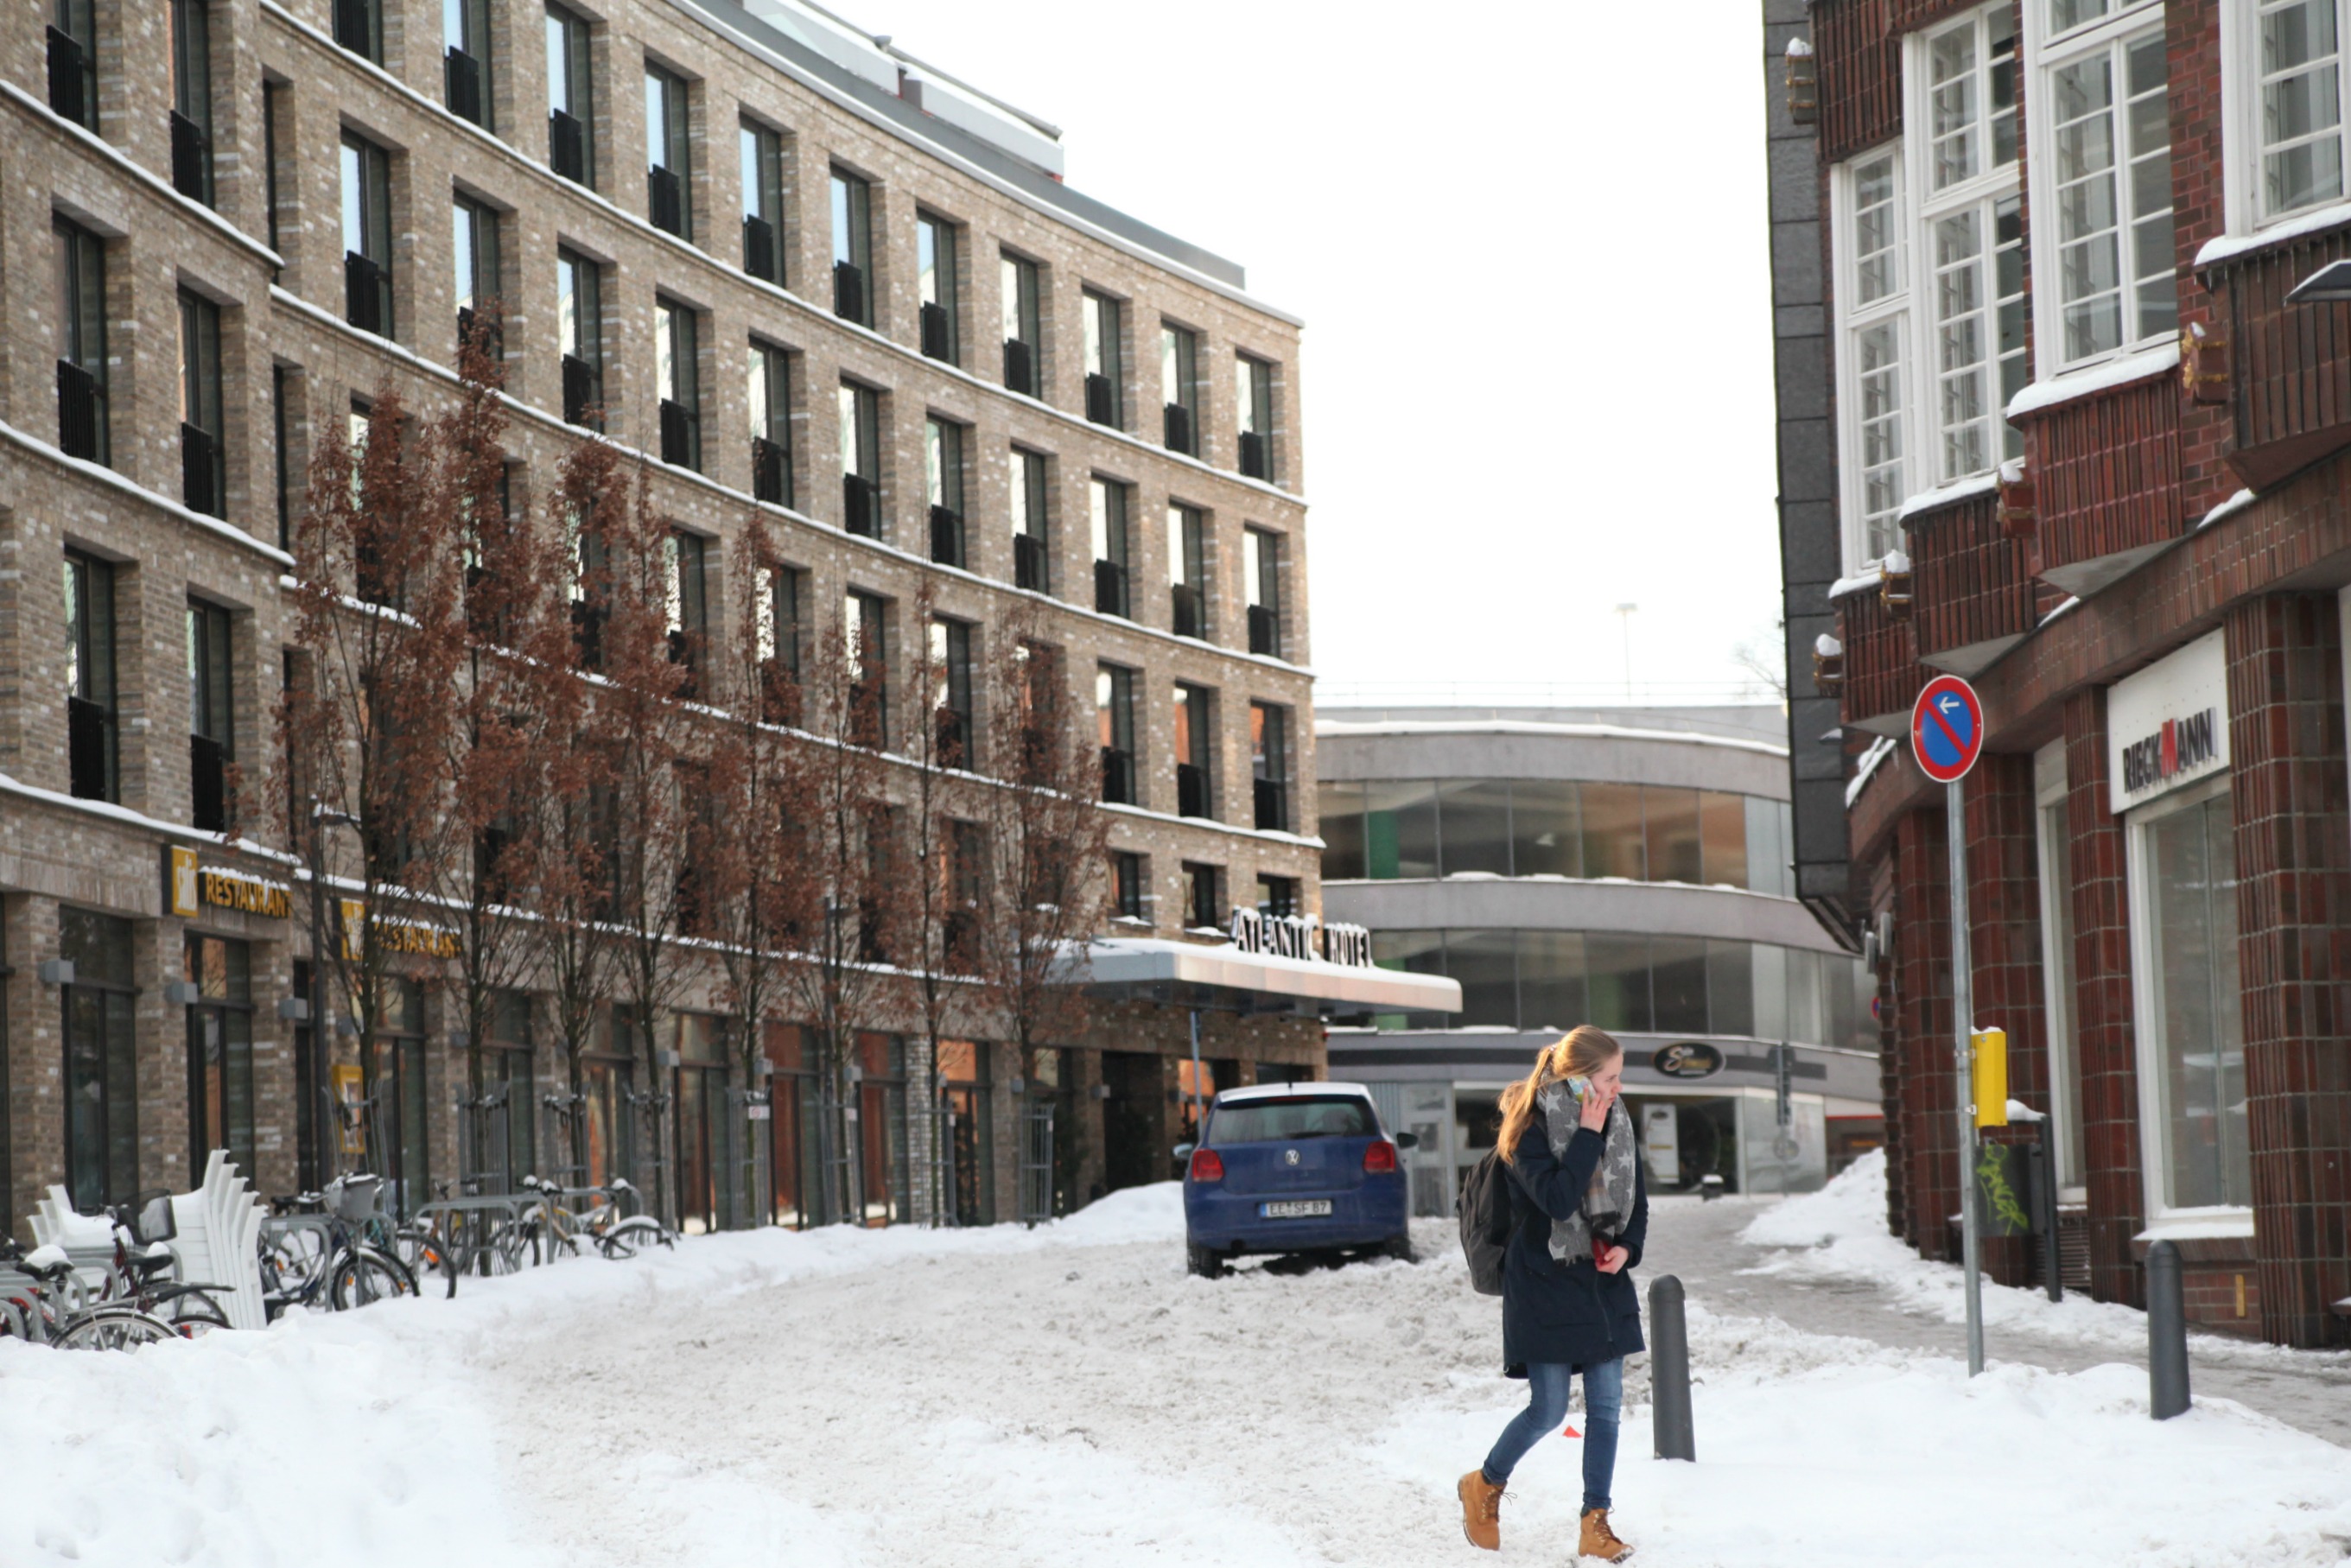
[
  {"xmin": 1189, "ymin": 1148, "xmax": 1224, "ymax": 1183},
  {"xmin": 1363, "ymin": 1139, "xmax": 1400, "ymax": 1175}
]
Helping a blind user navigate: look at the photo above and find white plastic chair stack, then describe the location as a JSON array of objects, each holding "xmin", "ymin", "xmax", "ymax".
[{"xmin": 32, "ymin": 1152, "xmax": 270, "ymax": 1330}]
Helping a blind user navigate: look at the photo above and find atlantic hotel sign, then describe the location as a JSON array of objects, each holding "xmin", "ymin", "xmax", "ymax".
[{"xmin": 2107, "ymin": 631, "xmax": 2230, "ymax": 811}]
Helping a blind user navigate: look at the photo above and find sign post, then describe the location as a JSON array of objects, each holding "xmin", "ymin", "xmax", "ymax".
[{"xmin": 1911, "ymin": 673, "xmax": 1988, "ymax": 1378}]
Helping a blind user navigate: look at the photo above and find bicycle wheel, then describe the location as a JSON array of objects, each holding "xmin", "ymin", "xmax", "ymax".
[
  {"xmin": 394, "ymin": 1227, "xmax": 460, "ymax": 1299},
  {"xmin": 156, "ymin": 1287, "xmax": 232, "ymax": 1337},
  {"xmin": 329, "ymin": 1247, "xmax": 417, "ymax": 1310},
  {"xmin": 596, "ymin": 1216, "xmax": 674, "ymax": 1260},
  {"xmin": 56, "ymin": 1307, "xmax": 180, "ymax": 1350}
]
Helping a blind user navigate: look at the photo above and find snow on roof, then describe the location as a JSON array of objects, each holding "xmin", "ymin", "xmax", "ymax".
[
  {"xmin": 2194, "ymin": 197, "xmax": 2351, "ymax": 270},
  {"xmin": 1846, "ymin": 735, "xmax": 1896, "ymax": 809},
  {"xmin": 1828, "ymin": 567, "xmax": 1883, "ymax": 600},
  {"xmin": 2198, "ymin": 487, "xmax": 2258, "ymax": 530},
  {"xmin": 1896, "ymin": 471, "xmax": 2001, "ymax": 524},
  {"xmin": 1312, "ymin": 717, "xmax": 1788, "ymax": 759},
  {"xmin": 2005, "ymin": 340, "xmax": 2179, "ymax": 422}
]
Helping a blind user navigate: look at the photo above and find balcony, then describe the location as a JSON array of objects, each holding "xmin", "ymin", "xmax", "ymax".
[
  {"xmin": 68, "ymin": 695, "xmax": 112, "ymax": 802},
  {"xmin": 47, "ymin": 26, "xmax": 87, "ymax": 127},
  {"xmin": 1905, "ymin": 485, "xmax": 2038, "ymax": 678},
  {"xmin": 1085, "ymin": 372, "xmax": 1116, "ymax": 427},
  {"xmin": 659, "ymin": 398, "xmax": 698, "ymax": 470},
  {"xmin": 561, "ymin": 353, "xmax": 600, "ymax": 429},
  {"xmin": 936, "ymin": 708, "xmax": 970, "ymax": 769},
  {"xmin": 444, "ymin": 46, "xmax": 485, "ymax": 128},
  {"xmin": 1253, "ymin": 777, "xmax": 1289, "ymax": 834},
  {"xmin": 834, "ymin": 261, "xmax": 866, "ymax": 324},
  {"xmin": 1239, "ymin": 430, "xmax": 1271, "ymax": 481},
  {"xmin": 549, "ymin": 109, "xmax": 588, "ymax": 184},
  {"xmin": 345, "ymin": 251, "xmax": 391, "ymax": 338},
  {"xmin": 191, "ymin": 734, "xmax": 227, "ymax": 834},
  {"xmin": 743, "ymin": 215, "xmax": 778, "ymax": 283},
  {"xmin": 1248, "ymin": 603, "xmax": 1280, "ymax": 657},
  {"xmin": 921, "ymin": 302, "xmax": 953, "ymax": 362},
  {"xmin": 1100, "ymin": 746, "xmax": 1135, "ymax": 806},
  {"xmin": 1831, "ymin": 574, "xmax": 1928, "ymax": 738},
  {"xmin": 456, "ymin": 305, "xmax": 502, "ymax": 365},
  {"xmin": 843, "ymin": 473, "xmax": 880, "ymax": 538},
  {"xmin": 1003, "ymin": 338, "xmax": 1035, "ymax": 397},
  {"xmin": 1014, "ymin": 532, "xmax": 1049, "ymax": 594},
  {"xmin": 334, "ymin": 0, "xmax": 378, "ymax": 59},
  {"xmin": 1163, "ymin": 402, "xmax": 1193, "ymax": 455},
  {"xmin": 169, "ymin": 111, "xmax": 209, "ymax": 203},
  {"xmin": 753, "ymin": 436, "xmax": 788, "ymax": 505},
  {"xmin": 1177, "ymin": 762, "xmax": 1210, "ymax": 820},
  {"xmin": 1172, "ymin": 582, "xmax": 1204, "ymax": 640},
  {"xmin": 930, "ymin": 505, "xmax": 964, "ymax": 567},
  {"xmin": 56, "ymin": 359, "xmax": 102, "ymax": 462},
  {"xmin": 1093, "ymin": 558, "xmax": 1128, "ymax": 619},
  {"xmin": 647, "ymin": 166, "xmax": 685, "ymax": 238},
  {"xmin": 181, "ymin": 422, "xmax": 224, "ymax": 518}
]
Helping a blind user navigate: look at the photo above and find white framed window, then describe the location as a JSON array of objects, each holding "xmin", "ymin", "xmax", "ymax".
[
  {"xmin": 2031, "ymin": 740, "xmax": 2087, "ymax": 1198},
  {"xmin": 1928, "ymin": 195, "xmax": 2027, "ymax": 479},
  {"xmin": 1925, "ymin": 8, "xmax": 2022, "ymax": 190},
  {"xmin": 1834, "ymin": 148, "xmax": 1911, "ymax": 568},
  {"xmin": 2218, "ymin": 1, "xmax": 2351, "ymax": 235},
  {"xmin": 2125, "ymin": 777, "xmax": 2255, "ymax": 1233},
  {"xmin": 2028, "ymin": 4, "xmax": 2176, "ymax": 370}
]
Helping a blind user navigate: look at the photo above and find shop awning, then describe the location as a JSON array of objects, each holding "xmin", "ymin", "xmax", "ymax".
[{"xmin": 1077, "ymin": 936, "xmax": 1463, "ymax": 1017}]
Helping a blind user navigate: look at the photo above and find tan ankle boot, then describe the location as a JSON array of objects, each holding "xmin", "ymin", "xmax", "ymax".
[
  {"xmin": 1456, "ymin": 1470, "xmax": 1503, "ymax": 1551},
  {"xmin": 1580, "ymin": 1507, "xmax": 1632, "ymax": 1561}
]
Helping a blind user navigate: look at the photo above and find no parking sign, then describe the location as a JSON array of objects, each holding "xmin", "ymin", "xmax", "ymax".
[{"xmin": 1911, "ymin": 675, "xmax": 1985, "ymax": 784}]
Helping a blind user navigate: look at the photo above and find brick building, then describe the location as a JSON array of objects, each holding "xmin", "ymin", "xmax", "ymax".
[
  {"xmin": 0, "ymin": 0, "xmax": 1452, "ymax": 1237},
  {"xmin": 1768, "ymin": 0, "xmax": 2351, "ymax": 1346}
]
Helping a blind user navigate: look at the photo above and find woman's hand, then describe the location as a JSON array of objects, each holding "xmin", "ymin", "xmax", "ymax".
[
  {"xmin": 1577, "ymin": 1082, "xmax": 1613, "ymax": 1133},
  {"xmin": 1597, "ymin": 1245, "xmax": 1630, "ymax": 1275}
]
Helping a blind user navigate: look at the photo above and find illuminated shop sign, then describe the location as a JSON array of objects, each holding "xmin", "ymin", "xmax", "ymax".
[
  {"xmin": 1229, "ymin": 909, "xmax": 1374, "ymax": 968},
  {"xmin": 2106, "ymin": 631, "xmax": 2230, "ymax": 811}
]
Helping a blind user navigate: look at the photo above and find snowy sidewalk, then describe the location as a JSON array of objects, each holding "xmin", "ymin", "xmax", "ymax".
[{"xmin": 3, "ymin": 1171, "xmax": 2348, "ymax": 1566}]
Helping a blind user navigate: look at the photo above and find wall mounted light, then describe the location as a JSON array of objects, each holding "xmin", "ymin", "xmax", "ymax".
[
  {"xmin": 1878, "ymin": 549, "xmax": 1914, "ymax": 619},
  {"xmin": 36, "ymin": 959, "xmax": 74, "ymax": 987},
  {"xmin": 1812, "ymin": 632, "xmax": 1845, "ymax": 695},
  {"xmin": 1785, "ymin": 37, "xmax": 1818, "ymax": 125}
]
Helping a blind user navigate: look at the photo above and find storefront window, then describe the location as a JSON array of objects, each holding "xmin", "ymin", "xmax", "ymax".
[
  {"xmin": 2141, "ymin": 790, "xmax": 2252, "ymax": 1211},
  {"xmin": 61, "ymin": 907, "xmax": 136, "ymax": 1212},
  {"xmin": 486, "ymin": 990, "xmax": 536, "ymax": 1192},
  {"xmin": 674, "ymin": 1013, "xmax": 727, "ymax": 1234},
  {"xmin": 374, "ymin": 977, "xmax": 429, "ymax": 1216},
  {"xmin": 856, "ymin": 1032, "xmax": 908, "ymax": 1225},
  {"xmin": 764, "ymin": 1022, "xmax": 811, "ymax": 1228},
  {"xmin": 940, "ymin": 1038, "xmax": 994, "ymax": 1226},
  {"xmin": 2036, "ymin": 801, "xmax": 2086, "ymax": 1189},
  {"xmin": 1324, "ymin": 778, "xmax": 1782, "ymax": 888},
  {"xmin": 183, "ymin": 933, "xmax": 254, "ymax": 1187}
]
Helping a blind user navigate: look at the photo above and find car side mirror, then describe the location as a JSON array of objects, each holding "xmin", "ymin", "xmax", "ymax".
[
  {"xmin": 1172, "ymin": 1143, "xmax": 1196, "ymax": 1162},
  {"xmin": 1394, "ymin": 1132, "xmax": 1420, "ymax": 1151}
]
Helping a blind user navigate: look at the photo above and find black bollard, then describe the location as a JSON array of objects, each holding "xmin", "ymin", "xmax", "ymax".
[
  {"xmin": 1649, "ymin": 1274, "xmax": 1695, "ymax": 1461},
  {"xmin": 2146, "ymin": 1240, "xmax": 2190, "ymax": 1420}
]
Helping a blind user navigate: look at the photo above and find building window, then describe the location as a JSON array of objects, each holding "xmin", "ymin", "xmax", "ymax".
[
  {"xmin": 557, "ymin": 247, "xmax": 603, "ymax": 428},
  {"xmin": 658, "ymin": 297, "xmax": 701, "ymax": 471},
  {"xmin": 1090, "ymin": 477, "xmax": 1129, "ymax": 618},
  {"xmin": 1318, "ymin": 778, "xmax": 1776, "ymax": 886},
  {"xmin": 1012, "ymin": 448, "xmax": 1050, "ymax": 594},
  {"xmin": 1836, "ymin": 144, "xmax": 1908, "ymax": 566},
  {"xmin": 645, "ymin": 62, "xmax": 691, "ymax": 238},
  {"xmin": 178, "ymin": 289, "xmax": 225, "ymax": 518},
  {"xmin": 1161, "ymin": 323, "xmax": 1199, "ymax": 455},
  {"xmin": 341, "ymin": 131, "xmax": 395, "ymax": 339},
  {"xmin": 1256, "ymin": 875, "xmax": 1299, "ymax": 918},
  {"xmin": 1250, "ymin": 702, "xmax": 1290, "ymax": 832},
  {"xmin": 444, "ymin": 0, "xmax": 492, "ymax": 129},
  {"xmin": 831, "ymin": 168, "xmax": 873, "ymax": 325},
  {"xmin": 2132, "ymin": 785, "xmax": 2253, "ymax": 1216},
  {"xmin": 2253, "ymin": 0, "xmax": 2348, "ymax": 219},
  {"xmin": 1236, "ymin": 354, "xmax": 1274, "ymax": 480},
  {"xmin": 740, "ymin": 119, "xmax": 785, "ymax": 283},
  {"xmin": 171, "ymin": 0, "xmax": 216, "ymax": 204},
  {"xmin": 1112, "ymin": 851, "xmax": 1148, "ymax": 920},
  {"xmin": 1175, "ymin": 682, "xmax": 1213, "ymax": 819},
  {"xmin": 2035, "ymin": 771, "xmax": 2087, "ymax": 1193},
  {"xmin": 1170, "ymin": 504, "xmax": 1207, "ymax": 638},
  {"xmin": 1928, "ymin": 194, "xmax": 2026, "ymax": 479},
  {"xmin": 926, "ymin": 416, "xmax": 966, "ymax": 568},
  {"xmin": 54, "ymin": 216, "xmax": 108, "ymax": 465},
  {"xmin": 1084, "ymin": 291, "xmax": 1122, "ymax": 427},
  {"xmin": 939, "ymin": 1038, "xmax": 994, "ymax": 1224},
  {"xmin": 264, "ymin": 82, "xmax": 285, "ymax": 253},
  {"xmin": 2040, "ymin": 21, "xmax": 2174, "ymax": 365},
  {"xmin": 188, "ymin": 599, "xmax": 232, "ymax": 831},
  {"xmin": 844, "ymin": 590, "xmax": 888, "ymax": 746},
  {"xmin": 65, "ymin": 551, "xmax": 118, "ymax": 803},
  {"xmin": 1001, "ymin": 251, "xmax": 1041, "ymax": 396},
  {"xmin": 666, "ymin": 530, "xmax": 708, "ymax": 685},
  {"xmin": 919, "ymin": 213, "xmax": 960, "ymax": 364},
  {"xmin": 839, "ymin": 380, "xmax": 881, "ymax": 537},
  {"xmin": 61, "ymin": 908, "xmax": 137, "ymax": 1212},
  {"xmin": 1245, "ymin": 527, "xmax": 1283, "ymax": 657},
  {"xmin": 453, "ymin": 194, "xmax": 503, "ymax": 356},
  {"xmin": 48, "ymin": 0, "xmax": 98, "ymax": 130},
  {"xmin": 930, "ymin": 616, "xmax": 975, "ymax": 766},
  {"xmin": 758, "ymin": 562, "xmax": 805, "ymax": 723},
  {"xmin": 183, "ymin": 933, "xmax": 255, "ymax": 1186},
  {"xmin": 750, "ymin": 340, "xmax": 792, "ymax": 505},
  {"xmin": 1925, "ymin": 8, "xmax": 2019, "ymax": 191},
  {"xmin": 274, "ymin": 365, "xmax": 294, "ymax": 550},
  {"xmin": 546, "ymin": 4, "xmax": 594, "ymax": 185},
  {"xmin": 1096, "ymin": 663, "xmax": 1137, "ymax": 804},
  {"xmin": 335, "ymin": 0, "xmax": 384, "ymax": 63},
  {"xmin": 1181, "ymin": 861, "xmax": 1223, "ymax": 930}
]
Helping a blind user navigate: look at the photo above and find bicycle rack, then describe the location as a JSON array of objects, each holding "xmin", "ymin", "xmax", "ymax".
[{"xmin": 1019, "ymin": 1100, "xmax": 1057, "ymax": 1228}]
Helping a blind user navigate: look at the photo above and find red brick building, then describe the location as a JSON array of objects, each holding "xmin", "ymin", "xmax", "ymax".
[{"xmin": 1766, "ymin": 0, "xmax": 2351, "ymax": 1347}]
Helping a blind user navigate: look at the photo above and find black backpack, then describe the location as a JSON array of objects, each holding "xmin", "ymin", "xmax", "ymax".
[{"xmin": 1455, "ymin": 1148, "xmax": 1516, "ymax": 1296}]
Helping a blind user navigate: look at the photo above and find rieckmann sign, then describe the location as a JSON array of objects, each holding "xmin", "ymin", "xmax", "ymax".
[{"xmin": 2106, "ymin": 630, "xmax": 2229, "ymax": 812}]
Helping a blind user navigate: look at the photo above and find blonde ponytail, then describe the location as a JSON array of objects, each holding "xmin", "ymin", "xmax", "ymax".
[{"xmin": 1496, "ymin": 1025, "xmax": 1623, "ymax": 1165}]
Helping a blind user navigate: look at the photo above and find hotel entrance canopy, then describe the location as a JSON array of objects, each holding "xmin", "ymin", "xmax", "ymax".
[{"xmin": 1077, "ymin": 930, "xmax": 1463, "ymax": 1019}]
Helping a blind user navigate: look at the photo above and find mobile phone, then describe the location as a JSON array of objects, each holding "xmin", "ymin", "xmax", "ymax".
[{"xmin": 1566, "ymin": 1076, "xmax": 1592, "ymax": 1101}]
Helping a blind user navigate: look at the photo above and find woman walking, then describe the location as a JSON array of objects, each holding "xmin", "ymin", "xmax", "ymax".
[{"xmin": 1458, "ymin": 1025, "xmax": 1647, "ymax": 1562}]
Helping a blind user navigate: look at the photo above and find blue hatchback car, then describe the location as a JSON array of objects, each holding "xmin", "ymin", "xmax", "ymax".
[{"xmin": 1179, "ymin": 1082, "xmax": 1417, "ymax": 1277}]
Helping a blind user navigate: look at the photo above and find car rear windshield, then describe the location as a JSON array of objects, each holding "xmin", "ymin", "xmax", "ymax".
[{"xmin": 1207, "ymin": 1095, "xmax": 1376, "ymax": 1146}]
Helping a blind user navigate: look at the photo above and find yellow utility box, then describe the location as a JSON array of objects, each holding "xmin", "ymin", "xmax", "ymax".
[{"xmin": 1971, "ymin": 1027, "xmax": 2008, "ymax": 1129}]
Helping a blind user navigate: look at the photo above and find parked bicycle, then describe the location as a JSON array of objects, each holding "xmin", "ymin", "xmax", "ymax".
[
  {"xmin": 0, "ymin": 1238, "xmax": 181, "ymax": 1349},
  {"xmin": 257, "ymin": 1174, "xmax": 419, "ymax": 1317},
  {"xmin": 94, "ymin": 1190, "xmax": 233, "ymax": 1336},
  {"xmin": 518, "ymin": 1176, "xmax": 676, "ymax": 1260}
]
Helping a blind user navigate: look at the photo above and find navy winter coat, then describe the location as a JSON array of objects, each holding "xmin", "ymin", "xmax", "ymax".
[{"xmin": 1498, "ymin": 1116, "xmax": 1649, "ymax": 1376}]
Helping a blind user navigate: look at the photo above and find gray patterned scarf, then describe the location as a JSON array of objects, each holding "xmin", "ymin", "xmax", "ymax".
[{"xmin": 1536, "ymin": 1082, "xmax": 1639, "ymax": 1266}]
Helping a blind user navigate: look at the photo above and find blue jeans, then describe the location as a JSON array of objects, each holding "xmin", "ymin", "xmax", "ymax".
[{"xmin": 1480, "ymin": 1358, "xmax": 1623, "ymax": 1514}]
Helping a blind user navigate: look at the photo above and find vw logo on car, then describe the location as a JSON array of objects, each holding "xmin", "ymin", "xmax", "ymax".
[{"xmin": 1283, "ymin": 1148, "xmax": 1299, "ymax": 1166}]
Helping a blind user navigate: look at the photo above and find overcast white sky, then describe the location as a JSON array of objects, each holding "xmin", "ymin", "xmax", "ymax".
[{"xmin": 858, "ymin": 0, "xmax": 1785, "ymax": 705}]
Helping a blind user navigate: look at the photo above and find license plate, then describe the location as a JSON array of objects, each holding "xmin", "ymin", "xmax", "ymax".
[{"xmin": 1260, "ymin": 1200, "xmax": 1332, "ymax": 1219}]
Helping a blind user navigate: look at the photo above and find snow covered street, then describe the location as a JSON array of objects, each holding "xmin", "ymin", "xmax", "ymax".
[{"xmin": 5, "ymin": 1159, "xmax": 2349, "ymax": 1567}]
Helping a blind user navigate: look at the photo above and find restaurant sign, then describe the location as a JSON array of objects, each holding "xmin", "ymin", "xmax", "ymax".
[
  {"xmin": 2106, "ymin": 631, "xmax": 2229, "ymax": 812},
  {"xmin": 340, "ymin": 898, "xmax": 462, "ymax": 959},
  {"xmin": 167, "ymin": 847, "xmax": 293, "ymax": 920}
]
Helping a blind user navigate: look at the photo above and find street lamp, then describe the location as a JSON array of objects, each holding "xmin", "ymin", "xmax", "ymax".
[{"xmin": 1613, "ymin": 603, "xmax": 1638, "ymax": 702}]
